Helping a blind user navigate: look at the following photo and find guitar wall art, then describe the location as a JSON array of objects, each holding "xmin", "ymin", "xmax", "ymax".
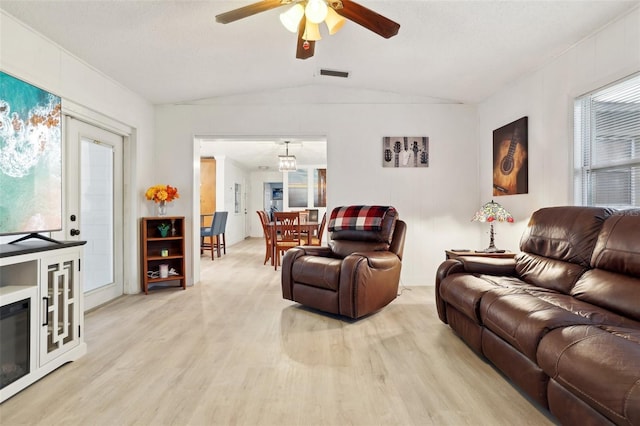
[
  {"xmin": 383, "ymin": 137, "xmax": 429, "ymax": 168},
  {"xmin": 492, "ymin": 117, "xmax": 528, "ymax": 196}
]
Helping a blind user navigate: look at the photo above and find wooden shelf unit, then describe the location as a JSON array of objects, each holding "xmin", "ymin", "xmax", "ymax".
[{"xmin": 140, "ymin": 216, "xmax": 186, "ymax": 294}]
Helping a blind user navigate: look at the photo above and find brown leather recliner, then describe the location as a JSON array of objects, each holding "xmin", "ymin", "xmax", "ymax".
[{"xmin": 281, "ymin": 206, "xmax": 406, "ymax": 319}]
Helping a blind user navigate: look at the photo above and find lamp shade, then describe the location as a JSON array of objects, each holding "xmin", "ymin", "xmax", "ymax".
[
  {"xmin": 302, "ymin": 20, "xmax": 322, "ymax": 41},
  {"xmin": 324, "ymin": 6, "xmax": 346, "ymax": 35},
  {"xmin": 280, "ymin": 3, "xmax": 305, "ymax": 33},
  {"xmin": 472, "ymin": 200, "xmax": 514, "ymax": 223},
  {"xmin": 305, "ymin": 0, "xmax": 328, "ymax": 24}
]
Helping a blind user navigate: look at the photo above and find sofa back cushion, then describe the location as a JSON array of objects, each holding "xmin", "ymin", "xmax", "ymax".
[
  {"xmin": 516, "ymin": 206, "xmax": 611, "ymax": 292},
  {"xmin": 571, "ymin": 212, "xmax": 640, "ymax": 320},
  {"xmin": 591, "ymin": 212, "xmax": 640, "ymax": 276},
  {"xmin": 514, "ymin": 253, "xmax": 588, "ymax": 294}
]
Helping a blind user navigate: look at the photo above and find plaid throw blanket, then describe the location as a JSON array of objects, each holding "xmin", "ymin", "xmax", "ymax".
[{"xmin": 328, "ymin": 206, "xmax": 395, "ymax": 232}]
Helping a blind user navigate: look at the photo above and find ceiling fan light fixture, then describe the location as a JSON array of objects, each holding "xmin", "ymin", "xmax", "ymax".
[
  {"xmin": 302, "ymin": 20, "xmax": 322, "ymax": 41},
  {"xmin": 305, "ymin": 0, "xmax": 328, "ymax": 24},
  {"xmin": 324, "ymin": 6, "xmax": 346, "ymax": 35},
  {"xmin": 279, "ymin": 3, "xmax": 305, "ymax": 33}
]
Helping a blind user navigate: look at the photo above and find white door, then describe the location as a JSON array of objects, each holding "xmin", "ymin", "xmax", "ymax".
[
  {"xmin": 64, "ymin": 117, "xmax": 124, "ymax": 311},
  {"xmin": 244, "ymin": 178, "xmax": 250, "ymax": 238}
]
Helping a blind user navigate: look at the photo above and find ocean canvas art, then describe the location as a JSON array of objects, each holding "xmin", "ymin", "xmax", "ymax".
[{"xmin": 0, "ymin": 72, "xmax": 62, "ymax": 235}]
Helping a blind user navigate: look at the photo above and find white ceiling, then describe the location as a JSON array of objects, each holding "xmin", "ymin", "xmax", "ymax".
[
  {"xmin": 2, "ymin": 0, "xmax": 638, "ymax": 169},
  {"xmin": 199, "ymin": 137, "xmax": 327, "ymax": 171}
]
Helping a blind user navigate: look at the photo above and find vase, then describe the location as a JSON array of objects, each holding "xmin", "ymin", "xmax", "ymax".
[
  {"xmin": 158, "ymin": 226, "xmax": 169, "ymax": 238},
  {"xmin": 157, "ymin": 201, "xmax": 167, "ymax": 216}
]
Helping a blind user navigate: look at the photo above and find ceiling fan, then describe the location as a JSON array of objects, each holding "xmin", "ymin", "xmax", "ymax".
[{"xmin": 215, "ymin": 0, "xmax": 400, "ymax": 60}]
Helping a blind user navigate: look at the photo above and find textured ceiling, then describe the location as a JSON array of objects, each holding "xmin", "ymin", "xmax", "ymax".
[{"xmin": 2, "ymin": 0, "xmax": 638, "ymax": 106}]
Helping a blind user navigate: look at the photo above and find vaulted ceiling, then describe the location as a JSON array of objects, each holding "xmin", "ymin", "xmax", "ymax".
[
  {"xmin": 2, "ymin": 0, "xmax": 638, "ymax": 106},
  {"xmin": 2, "ymin": 1, "xmax": 637, "ymax": 170}
]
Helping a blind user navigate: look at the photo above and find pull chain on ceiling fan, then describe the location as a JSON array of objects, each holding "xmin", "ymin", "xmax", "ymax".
[{"xmin": 215, "ymin": 0, "xmax": 400, "ymax": 60}]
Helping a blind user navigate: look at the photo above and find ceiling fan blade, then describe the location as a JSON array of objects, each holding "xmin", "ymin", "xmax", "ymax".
[
  {"xmin": 296, "ymin": 18, "xmax": 315, "ymax": 60},
  {"xmin": 216, "ymin": 0, "xmax": 291, "ymax": 24},
  {"xmin": 335, "ymin": 0, "xmax": 400, "ymax": 39}
]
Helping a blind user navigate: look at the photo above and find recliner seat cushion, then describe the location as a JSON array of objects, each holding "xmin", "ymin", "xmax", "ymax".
[
  {"xmin": 439, "ymin": 273, "xmax": 532, "ymax": 324},
  {"xmin": 537, "ymin": 325, "xmax": 640, "ymax": 426},
  {"xmin": 291, "ymin": 256, "xmax": 342, "ymax": 291},
  {"xmin": 479, "ymin": 287, "xmax": 636, "ymax": 362}
]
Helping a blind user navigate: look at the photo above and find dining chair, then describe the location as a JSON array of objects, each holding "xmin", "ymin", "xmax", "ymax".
[
  {"xmin": 306, "ymin": 209, "xmax": 319, "ymax": 223},
  {"xmin": 201, "ymin": 211, "xmax": 228, "ymax": 260},
  {"xmin": 200, "ymin": 213, "xmax": 214, "ymax": 258},
  {"xmin": 256, "ymin": 210, "xmax": 272, "ymax": 265},
  {"xmin": 309, "ymin": 211, "xmax": 327, "ymax": 246},
  {"xmin": 272, "ymin": 211, "xmax": 301, "ymax": 271}
]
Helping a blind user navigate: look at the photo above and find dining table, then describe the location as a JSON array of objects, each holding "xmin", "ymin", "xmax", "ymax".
[{"xmin": 268, "ymin": 220, "xmax": 320, "ymax": 266}]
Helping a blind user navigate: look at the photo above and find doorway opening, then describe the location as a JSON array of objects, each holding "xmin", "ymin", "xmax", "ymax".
[{"xmin": 192, "ymin": 136, "xmax": 327, "ymax": 283}]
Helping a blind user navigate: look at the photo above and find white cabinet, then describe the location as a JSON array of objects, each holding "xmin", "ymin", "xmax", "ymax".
[{"xmin": 0, "ymin": 241, "xmax": 86, "ymax": 403}]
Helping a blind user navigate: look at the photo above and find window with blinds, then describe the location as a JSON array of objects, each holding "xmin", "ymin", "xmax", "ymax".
[{"xmin": 574, "ymin": 73, "xmax": 640, "ymax": 208}]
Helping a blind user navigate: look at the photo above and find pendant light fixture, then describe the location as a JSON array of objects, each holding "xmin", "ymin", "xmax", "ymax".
[{"xmin": 278, "ymin": 141, "xmax": 297, "ymax": 172}]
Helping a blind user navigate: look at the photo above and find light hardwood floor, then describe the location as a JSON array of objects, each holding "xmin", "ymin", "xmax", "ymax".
[{"xmin": 0, "ymin": 238, "xmax": 556, "ymax": 426}]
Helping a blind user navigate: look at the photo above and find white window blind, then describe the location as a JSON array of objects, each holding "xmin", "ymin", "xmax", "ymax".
[{"xmin": 574, "ymin": 73, "xmax": 640, "ymax": 208}]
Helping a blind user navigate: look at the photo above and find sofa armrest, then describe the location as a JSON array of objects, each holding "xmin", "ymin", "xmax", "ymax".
[
  {"xmin": 434, "ymin": 257, "xmax": 517, "ymax": 324},
  {"xmin": 339, "ymin": 251, "xmax": 402, "ymax": 318},
  {"xmin": 435, "ymin": 259, "xmax": 466, "ymax": 323},
  {"xmin": 352, "ymin": 250, "xmax": 400, "ymax": 269},
  {"xmin": 457, "ymin": 256, "xmax": 517, "ymax": 275}
]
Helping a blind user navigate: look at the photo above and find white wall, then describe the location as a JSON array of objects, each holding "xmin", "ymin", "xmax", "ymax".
[
  {"xmin": 1, "ymin": 11, "xmax": 155, "ymax": 294},
  {"xmin": 219, "ymin": 157, "xmax": 251, "ymax": 244},
  {"xmin": 6, "ymin": 5, "xmax": 636, "ymax": 292},
  {"xmin": 156, "ymin": 101, "xmax": 478, "ymax": 287},
  {"xmin": 477, "ymin": 7, "xmax": 640, "ymax": 252},
  {"xmin": 250, "ymin": 170, "xmax": 284, "ymax": 237}
]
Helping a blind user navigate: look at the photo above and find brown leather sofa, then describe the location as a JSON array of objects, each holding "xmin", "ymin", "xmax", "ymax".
[
  {"xmin": 436, "ymin": 206, "xmax": 640, "ymax": 425},
  {"xmin": 281, "ymin": 206, "xmax": 406, "ymax": 319}
]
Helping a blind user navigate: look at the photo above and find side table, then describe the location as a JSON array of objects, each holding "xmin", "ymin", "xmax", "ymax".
[{"xmin": 445, "ymin": 250, "xmax": 516, "ymax": 260}]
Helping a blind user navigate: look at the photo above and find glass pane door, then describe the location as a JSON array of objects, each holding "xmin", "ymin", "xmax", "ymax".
[
  {"xmin": 64, "ymin": 117, "xmax": 123, "ymax": 311},
  {"xmin": 81, "ymin": 139, "xmax": 114, "ymax": 292}
]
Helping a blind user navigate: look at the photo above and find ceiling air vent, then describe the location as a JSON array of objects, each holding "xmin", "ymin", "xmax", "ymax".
[{"xmin": 320, "ymin": 69, "xmax": 349, "ymax": 79}]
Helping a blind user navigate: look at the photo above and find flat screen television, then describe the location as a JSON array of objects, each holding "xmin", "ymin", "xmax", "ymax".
[{"xmin": 0, "ymin": 71, "xmax": 63, "ymax": 243}]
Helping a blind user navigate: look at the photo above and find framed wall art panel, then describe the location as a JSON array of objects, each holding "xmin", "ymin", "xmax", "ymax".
[
  {"xmin": 383, "ymin": 137, "xmax": 429, "ymax": 168},
  {"xmin": 492, "ymin": 117, "xmax": 528, "ymax": 196}
]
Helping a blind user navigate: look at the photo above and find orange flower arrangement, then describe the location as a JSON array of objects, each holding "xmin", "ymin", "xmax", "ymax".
[{"xmin": 145, "ymin": 184, "xmax": 179, "ymax": 203}]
